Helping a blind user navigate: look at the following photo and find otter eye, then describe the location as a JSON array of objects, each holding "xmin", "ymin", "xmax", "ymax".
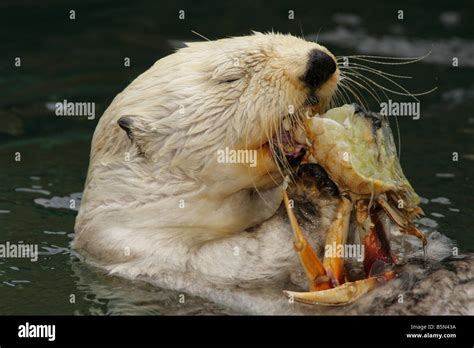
[
  {"xmin": 222, "ymin": 78, "xmax": 240, "ymax": 83},
  {"xmin": 212, "ymin": 65, "xmax": 244, "ymax": 84}
]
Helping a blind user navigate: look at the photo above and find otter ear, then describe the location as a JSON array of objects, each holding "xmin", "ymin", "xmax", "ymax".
[
  {"xmin": 117, "ymin": 115, "xmax": 149, "ymax": 155},
  {"xmin": 117, "ymin": 116, "xmax": 135, "ymax": 141},
  {"xmin": 117, "ymin": 115, "xmax": 148, "ymax": 143}
]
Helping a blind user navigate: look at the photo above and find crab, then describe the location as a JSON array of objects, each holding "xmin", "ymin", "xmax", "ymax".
[{"xmin": 282, "ymin": 104, "xmax": 426, "ymax": 305}]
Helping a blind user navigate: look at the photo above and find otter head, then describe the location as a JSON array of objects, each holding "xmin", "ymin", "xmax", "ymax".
[
  {"xmin": 111, "ymin": 32, "xmax": 339, "ymax": 184},
  {"xmin": 76, "ymin": 32, "xmax": 340, "ymax": 260}
]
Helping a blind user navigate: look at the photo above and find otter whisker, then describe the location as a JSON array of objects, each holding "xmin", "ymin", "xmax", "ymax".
[
  {"xmin": 272, "ymin": 102, "xmax": 308, "ymax": 184},
  {"xmin": 339, "ymin": 83, "xmax": 367, "ymax": 110},
  {"xmin": 339, "ymin": 74, "xmax": 383, "ymax": 105},
  {"xmin": 333, "ymin": 80, "xmax": 349, "ymax": 105},
  {"xmin": 336, "ymin": 54, "xmax": 428, "ymax": 60},
  {"xmin": 299, "ymin": 21, "xmax": 306, "ymax": 41},
  {"xmin": 335, "ymin": 79, "xmax": 353, "ymax": 106},
  {"xmin": 346, "ymin": 82, "xmax": 371, "ymax": 109},
  {"xmin": 342, "ymin": 70, "xmax": 403, "ymax": 157},
  {"xmin": 340, "ymin": 63, "xmax": 413, "ymax": 79},
  {"xmin": 332, "ymin": 90, "xmax": 341, "ymax": 107},
  {"xmin": 336, "ymin": 53, "xmax": 433, "ymax": 105},
  {"xmin": 340, "ymin": 69, "xmax": 388, "ymax": 104},
  {"xmin": 191, "ymin": 30, "xmax": 212, "ymax": 41},
  {"xmin": 313, "ymin": 26, "xmax": 323, "ymax": 44},
  {"xmin": 269, "ymin": 109, "xmax": 287, "ymax": 180},
  {"xmin": 343, "ymin": 70, "xmax": 437, "ymax": 100},
  {"xmin": 245, "ymin": 114, "xmax": 284, "ymax": 209},
  {"xmin": 336, "ymin": 86, "xmax": 350, "ymax": 106},
  {"xmin": 336, "ymin": 51, "xmax": 431, "ymax": 170},
  {"xmin": 342, "ymin": 65, "xmax": 418, "ymax": 97},
  {"xmin": 340, "ymin": 56, "xmax": 428, "ymax": 66},
  {"xmin": 331, "ymin": 89, "xmax": 345, "ymax": 108},
  {"xmin": 240, "ymin": 104, "xmax": 280, "ymax": 208},
  {"xmin": 338, "ymin": 79, "xmax": 369, "ymax": 110},
  {"xmin": 336, "ymin": 51, "xmax": 431, "ymax": 65},
  {"xmin": 343, "ymin": 70, "xmax": 391, "ymax": 101},
  {"xmin": 339, "ymin": 85, "xmax": 353, "ymax": 106}
]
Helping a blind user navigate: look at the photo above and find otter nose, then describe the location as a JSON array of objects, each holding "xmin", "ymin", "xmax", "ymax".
[{"xmin": 303, "ymin": 49, "xmax": 337, "ymax": 89}]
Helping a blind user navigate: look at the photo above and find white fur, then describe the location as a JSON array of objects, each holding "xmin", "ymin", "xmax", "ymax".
[{"xmin": 73, "ymin": 33, "xmax": 340, "ymax": 297}]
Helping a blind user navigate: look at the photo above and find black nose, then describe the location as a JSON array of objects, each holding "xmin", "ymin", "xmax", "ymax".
[{"xmin": 303, "ymin": 49, "xmax": 337, "ymax": 89}]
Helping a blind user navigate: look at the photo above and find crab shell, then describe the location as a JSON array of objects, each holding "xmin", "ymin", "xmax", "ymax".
[{"xmin": 304, "ymin": 104, "xmax": 420, "ymax": 206}]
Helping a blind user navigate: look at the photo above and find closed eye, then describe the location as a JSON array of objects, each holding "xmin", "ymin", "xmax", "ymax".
[
  {"xmin": 212, "ymin": 65, "xmax": 244, "ymax": 84},
  {"xmin": 222, "ymin": 78, "xmax": 240, "ymax": 83}
]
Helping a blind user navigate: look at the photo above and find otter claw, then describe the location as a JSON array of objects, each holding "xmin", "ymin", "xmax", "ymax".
[{"xmin": 284, "ymin": 271, "xmax": 396, "ymax": 306}]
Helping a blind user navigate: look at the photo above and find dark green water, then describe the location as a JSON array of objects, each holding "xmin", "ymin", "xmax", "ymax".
[{"xmin": 0, "ymin": 0, "xmax": 473, "ymax": 314}]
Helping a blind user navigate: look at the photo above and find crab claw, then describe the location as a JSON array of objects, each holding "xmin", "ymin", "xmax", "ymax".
[
  {"xmin": 362, "ymin": 210, "xmax": 396, "ymax": 277},
  {"xmin": 284, "ymin": 271, "xmax": 396, "ymax": 305},
  {"xmin": 283, "ymin": 188, "xmax": 397, "ymax": 306}
]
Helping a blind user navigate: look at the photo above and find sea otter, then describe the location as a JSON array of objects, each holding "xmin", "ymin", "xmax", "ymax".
[
  {"xmin": 74, "ymin": 32, "xmax": 338, "ymax": 275},
  {"xmin": 73, "ymin": 33, "xmax": 473, "ymax": 314}
]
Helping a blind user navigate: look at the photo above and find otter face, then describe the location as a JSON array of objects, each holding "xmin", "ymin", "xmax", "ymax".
[
  {"xmin": 113, "ymin": 32, "xmax": 338, "ymax": 182},
  {"xmin": 205, "ymin": 33, "xmax": 339, "ymax": 155},
  {"xmin": 177, "ymin": 33, "xmax": 339, "ymax": 150}
]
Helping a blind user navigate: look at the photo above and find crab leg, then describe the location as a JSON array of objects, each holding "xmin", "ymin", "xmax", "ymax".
[
  {"xmin": 284, "ymin": 195, "xmax": 397, "ymax": 306},
  {"xmin": 377, "ymin": 197, "xmax": 427, "ymax": 246},
  {"xmin": 284, "ymin": 271, "xmax": 396, "ymax": 305},
  {"xmin": 322, "ymin": 196, "xmax": 353, "ymax": 286},
  {"xmin": 282, "ymin": 191, "xmax": 332, "ymax": 291}
]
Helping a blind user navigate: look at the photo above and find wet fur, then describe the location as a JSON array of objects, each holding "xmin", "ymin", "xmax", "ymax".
[
  {"xmin": 73, "ymin": 33, "xmax": 473, "ymax": 314},
  {"xmin": 74, "ymin": 33, "xmax": 338, "ymax": 288}
]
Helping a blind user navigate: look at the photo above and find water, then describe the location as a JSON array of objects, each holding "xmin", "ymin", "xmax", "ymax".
[{"xmin": 0, "ymin": 1, "xmax": 473, "ymax": 314}]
